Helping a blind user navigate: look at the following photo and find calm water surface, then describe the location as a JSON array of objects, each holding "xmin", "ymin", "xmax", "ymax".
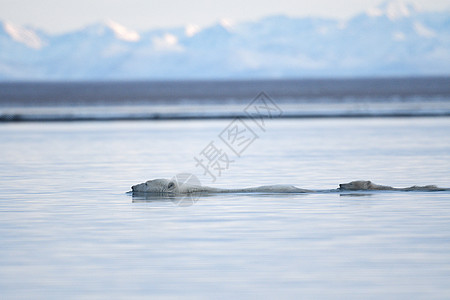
[{"xmin": 1, "ymin": 118, "xmax": 450, "ymax": 299}]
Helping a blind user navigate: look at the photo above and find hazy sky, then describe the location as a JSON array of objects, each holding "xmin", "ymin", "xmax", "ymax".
[{"xmin": 1, "ymin": 0, "xmax": 449, "ymax": 33}]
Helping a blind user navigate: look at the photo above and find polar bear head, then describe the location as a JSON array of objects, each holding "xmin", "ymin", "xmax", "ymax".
[
  {"xmin": 131, "ymin": 179, "xmax": 178, "ymax": 193},
  {"xmin": 339, "ymin": 180, "xmax": 394, "ymax": 191},
  {"xmin": 339, "ymin": 180, "xmax": 374, "ymax": 190},
  {"xmin": 339, "ymin": 180, "xmax": 372, "ymax": 191}
]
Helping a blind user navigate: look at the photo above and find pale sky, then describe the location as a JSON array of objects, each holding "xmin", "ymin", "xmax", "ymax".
[{"xmin": 0, "ymin": 0, "xmax": 449, "ymax": 33}]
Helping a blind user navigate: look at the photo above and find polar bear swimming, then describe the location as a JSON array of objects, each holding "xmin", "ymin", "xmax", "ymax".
[
  {"xmin": 338, "ymin": 180, "xmax": 447, "ymax": 191},
  {"xmin": 131, "ymin": 179, "xmax": 313, "ymax": 194},
  {"xmin": 131, "ymin": 179, "xmax": 449, "ymax": 194}
]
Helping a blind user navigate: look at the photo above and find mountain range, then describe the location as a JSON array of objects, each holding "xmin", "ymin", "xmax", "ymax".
[{"xmin": 1, "ymin": 0, "xmax": 449, "ymax": 80}]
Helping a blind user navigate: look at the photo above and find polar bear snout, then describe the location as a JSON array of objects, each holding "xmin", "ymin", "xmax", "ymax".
[
  {"xmin": 131, "ymin": 183, "xmax": 140, "ymax": 192},
  {"xmin": 339, "ymin": 183, "xmax": 353, "ymax": 190},
  {"xmin": 131, "ymin": 182, "xmax": 150, "ymax": 192}
]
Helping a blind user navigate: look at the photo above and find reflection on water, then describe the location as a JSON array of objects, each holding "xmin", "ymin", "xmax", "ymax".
[
  {"xmin": 339, "ymin": 193, "xmax": 374, "ymax": 197},
  {"xmin": 131, "ymin": 191, "xmax": 207, "ymax": 206},
  {"xmin": 131, "ymin": 190, "xmax": 450, "ymax": 205}
]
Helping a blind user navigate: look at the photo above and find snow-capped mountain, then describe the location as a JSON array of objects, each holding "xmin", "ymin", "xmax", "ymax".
[
  {"xmin": 0, "ymin": 0, "xmax": 449, "ymax": 80},
  {"xmin": 366, "ymin": 0, "xmax": 418, "ymax": 19}
]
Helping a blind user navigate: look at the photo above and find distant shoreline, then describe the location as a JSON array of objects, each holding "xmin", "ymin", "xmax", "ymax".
[
  {"xmin": 1, "ymin": 77, "xmax": 449, "ymax": 107},
  {"xmin": 2, "ymin": 112, "xmax": 450, "ymax": 123}
]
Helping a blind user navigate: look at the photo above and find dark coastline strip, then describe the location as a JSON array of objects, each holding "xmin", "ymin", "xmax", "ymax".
[{"xmin": 1, "ymin": 112, "xmax": 450, "ymax": 122}]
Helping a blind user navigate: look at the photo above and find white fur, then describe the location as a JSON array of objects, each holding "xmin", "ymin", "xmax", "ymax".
[
  {"xmin": 131, "ymin": 179, "xmax": 448, "ymax": 194},
  {"xmin": 131, "ymin": 179, "xmax": 311, "ymax": 194}
]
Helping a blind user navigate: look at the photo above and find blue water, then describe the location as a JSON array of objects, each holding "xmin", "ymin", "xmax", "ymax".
[{"xmin": 1, "ymin": 117, "xmax": 450, "ymax": 299}]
